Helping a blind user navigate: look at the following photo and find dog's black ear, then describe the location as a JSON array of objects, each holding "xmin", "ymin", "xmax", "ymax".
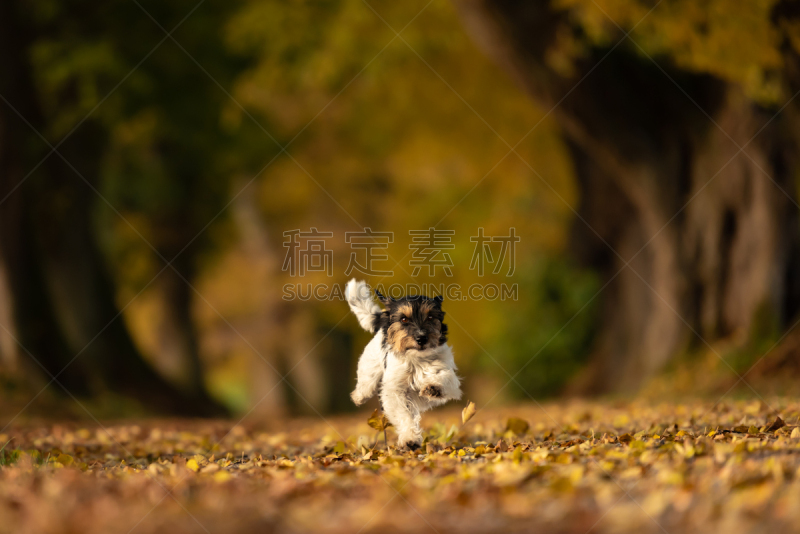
[
  {"xmin": 375, "ymin": 289, "xmax": 393, "ymax": 307},
  {"xmin": 433, "ymin": 295, "xmax": 443, "ymax": 305}
]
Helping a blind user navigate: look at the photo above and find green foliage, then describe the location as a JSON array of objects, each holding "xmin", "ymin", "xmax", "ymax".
[
  {"xmin": 726, "ymin": 300, "xmax": 781, "ymax": 373},
  {"xmin": 0, "ymin": 441, "xmax": 20, "ymax": 467},
  {"xmin": 488, "ymin": 259, "xmax": 600, "ymax": 398}
]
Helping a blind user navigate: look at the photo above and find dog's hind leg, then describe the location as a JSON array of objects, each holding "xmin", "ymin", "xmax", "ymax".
[{"xmin": 350, "ymin": 333, "xmax": 384, "ymax": 406}]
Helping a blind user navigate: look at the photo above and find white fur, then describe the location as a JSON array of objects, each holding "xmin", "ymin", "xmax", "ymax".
[
  {"xmin": 347, "ymin": 280, "xmax": 462, "ymax": 448},
  {"xmin": 345, "ymin": 278, "xmax": 381, "ymax": 332}
]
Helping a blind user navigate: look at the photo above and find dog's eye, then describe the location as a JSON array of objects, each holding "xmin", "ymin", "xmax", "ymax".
[
  {"xmin": 426, "ymin": 315, "xmax": 433, "ymax": 321},
  {"xmin": 400, "ymin": 317, "xmax": 409, "ymax": 324}
]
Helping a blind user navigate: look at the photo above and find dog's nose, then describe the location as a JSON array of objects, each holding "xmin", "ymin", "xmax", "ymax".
[{"xmin": 415, "ymin": 335, "xmax": 428, "ymax": 345}]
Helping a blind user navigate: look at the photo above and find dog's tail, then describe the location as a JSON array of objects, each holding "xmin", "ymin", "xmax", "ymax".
[{"xmin": 345, "ymin": 278, "xmax": 382, "ymax": 333}]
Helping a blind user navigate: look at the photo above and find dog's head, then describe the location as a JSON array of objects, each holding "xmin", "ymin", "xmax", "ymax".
[{"xmin": 376, "ymin": 290, "xmax": 448, "ymax": 353}]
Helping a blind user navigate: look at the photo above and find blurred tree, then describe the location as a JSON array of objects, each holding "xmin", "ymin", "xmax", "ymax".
[
  {"xmin": 221, "ymin": 0, "xmax": 585, "ymax": 405},
  {"xmin": 0, "ymin": 0, "xmax": 228, "ymax": 415},
  {"xmin": 455, "ymin": 0, "xmax": 800, "ymax": 391}
]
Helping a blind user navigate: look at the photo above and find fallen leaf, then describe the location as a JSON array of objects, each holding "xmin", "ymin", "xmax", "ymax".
[
  {"xmin": 213, "ymin": 471, "xmax": 232, "ymax": 482},
  {"xmin": 367, "ymin": 409, "xmax": 393, "ymax": 431},
  {"xmin": 506, "ymin": 417, "xmax": 529, "ymax": 435},
  {"xmin": 765, "ymin": 416, "xmax": 785, "ymax": 432},
  {"xmin": 462, "ymin": 401, "xmax": 477, "ymax": 425}
]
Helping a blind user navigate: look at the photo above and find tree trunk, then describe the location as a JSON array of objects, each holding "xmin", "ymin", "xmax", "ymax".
[
  {"xmin": 0, "ymin": 0, "xmax": 89, "ymax": 393},
  {"xmin": 150, "ymin": 243, "xmax": 226, "ymax": 414},
  {"xmin": 0, "ymin": 0, "xmax": 226, "ymax": 415},
  {"xmin": 454, "ymin": 0, "xmax": 800, "ymax": 391}
]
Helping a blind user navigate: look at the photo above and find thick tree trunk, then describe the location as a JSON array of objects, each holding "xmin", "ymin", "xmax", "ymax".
[
  {"xmin": 0, "ymin": 0, "xmax": 89, "ymax": 393},
  {"xmin": 32, "ymin": 145, "xmax": 226, "ymax": 414},
  {"xmin": 150, "ymin": 244, "xmax": 225, "ymax": 414},
  {"xmin": 153, "ymin": 262, "xmax": 206, "ymax": 395},
  {"xmin": 0, "ymin": 0, "xmax": 226, "ymax": 415},
  {"xmin": 455, "ymin": 0, "xmax": 800, "ymax": 391}
]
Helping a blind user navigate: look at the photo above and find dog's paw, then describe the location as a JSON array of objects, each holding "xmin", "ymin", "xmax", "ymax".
[
  {"xmin": 420, "ymin": 385, "xmax": 443, "ymax": 399},
  {"xmin": 404, "ymin": 440, "xmax": 421, "ymax": 451},
  {"xmin": 350, "ymin": 390, "xmax": 366, "ymax": 406}
]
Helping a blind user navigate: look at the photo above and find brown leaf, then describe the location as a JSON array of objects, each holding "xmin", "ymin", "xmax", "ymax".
[
  {"xmin": 367, "ymin": 409, "xmax": 393, "ymax": 431},
  {"xmin": 618, "ymin": 433, "xmax": 633, "ymax": 444},
  {"xmin": 765, "ymin": 416, "xmax": 786, "ymax": 432},
  {"xmin": 506, "ymin": 417, "xmax": 529, "ymax": 435}
]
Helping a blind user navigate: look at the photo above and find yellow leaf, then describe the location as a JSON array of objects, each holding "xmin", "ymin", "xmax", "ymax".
[
  {"xmin": 186, "ymin": 459, "xmax": 200, "ymax": 472},
  {"xmin": 555, "ymin": 452, "xmax": 571, "ymax": 464},
  {"xmin": 367, "ymin": 409, "xmax": 392, "ymax": 431},
  {"xmin": 462, "ymin": 401, "xmax": 477, "ymax": 425},
  {"xmin": 506, "ymin": 417, "xmax": 529, "ymax": 435},
  {"xmin": 213, "ymin": 471, "xmax": 232, "ymax": 482},
  {"xmin": 56, "ymin": 454, "xmax": 73, "ymax": 467},
  {"xmin": 551, "ymin": 477, "xmax": 574, "ymax": 492},
  {"xmin": 658, "ymin": 470, "xmax": 684, "ymax": 485},
  {"xmin": 791, "ymin": 427, "xmax": 800, "ymax": 438}
]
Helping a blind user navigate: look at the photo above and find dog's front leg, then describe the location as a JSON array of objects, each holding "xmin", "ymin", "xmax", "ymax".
[
  {"xmin": 380, "ymin": 385, "xmax": 422, "ymax": 450},
  {"xmin": 419, "ymin": 365, "xmax": 461, "ymax": 402},
  {"xmin": 351, "ymin": 334, "xmax": 384, "ymax": 406}
]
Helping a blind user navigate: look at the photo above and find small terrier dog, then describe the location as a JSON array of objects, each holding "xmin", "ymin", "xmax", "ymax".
[{"xmin": 345, "ymin": 279, "xmax": 461, "ymax": 450}]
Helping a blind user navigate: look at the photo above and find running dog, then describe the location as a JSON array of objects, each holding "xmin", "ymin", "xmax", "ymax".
[{"xmin": 345, "ymin": 279, "xmax": 461, "ymax": 450}]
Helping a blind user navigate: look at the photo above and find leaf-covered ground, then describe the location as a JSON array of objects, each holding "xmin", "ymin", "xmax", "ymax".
[{"xmin": 2, "ymin": 398, "xmax": 800, "ymax": 534}]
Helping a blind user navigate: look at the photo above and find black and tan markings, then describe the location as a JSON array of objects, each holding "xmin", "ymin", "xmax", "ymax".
[{"xmin": 371, "ymin": 290, "xmax": 448, "ymax": 354}]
